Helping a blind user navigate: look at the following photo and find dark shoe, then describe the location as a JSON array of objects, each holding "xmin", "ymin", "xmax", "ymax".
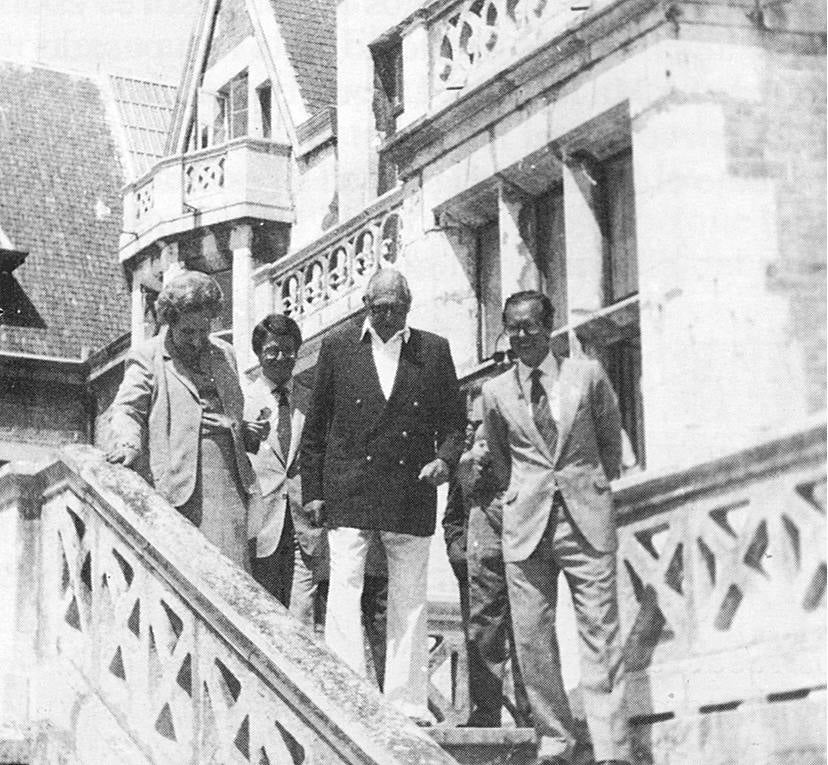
[
  {"xmin": 410, "ymin": 717, "xmax": 432, "ymax": 728},
  {"xmin": 536, "ymin": 757, "xmax": 568, "ymax": 765}
]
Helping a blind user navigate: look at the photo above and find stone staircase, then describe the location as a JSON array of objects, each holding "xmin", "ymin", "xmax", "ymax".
[{"xmin": 0, "ymin": 421, "xmax": 825, "ymax": 764}]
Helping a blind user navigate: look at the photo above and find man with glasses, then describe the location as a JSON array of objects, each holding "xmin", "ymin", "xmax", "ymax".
[
  {"xmin": 245, "ymin": 314, "xmax": 324, "ymax": 617},
  {"xmin": 301, "ymin": 268, "xmax": 466, "ymax": 724},
  {"xmin": 482, "ymin": 291, "xmax": 630, "ymax": 765}
]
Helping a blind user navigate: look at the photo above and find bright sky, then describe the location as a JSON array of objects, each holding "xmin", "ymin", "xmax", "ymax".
[{"xmin": 0, "ymin": 0, "xmax": 199, "ymax": 82}]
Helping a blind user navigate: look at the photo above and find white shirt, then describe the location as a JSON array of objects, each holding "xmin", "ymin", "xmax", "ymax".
[
  {"xmin": 517, "ymin": 352, "xmax": 561, "ymax": 423},
  {"xmin": 361, "ymin": 318, "xmax": 411, "ymax": 399}
]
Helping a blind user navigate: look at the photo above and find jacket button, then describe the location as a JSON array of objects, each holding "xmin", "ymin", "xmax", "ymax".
[
  {"xmin": 355, "ymin": 398, "xmax": 362, "ymax": 405},
  {"xmin": 398, "ymin": 459, "xmax": 405, "ymax": 466},
  {"xmin": 401, "ymin": 431, "xmax": 408, "ymax": 438},
  {"xmin": 365, "ymin": 455, "xmax": 372, "ymax": 462},
  {"xmin": 413, "ymin": 401, "xmax": 419, "ymax": 408}
]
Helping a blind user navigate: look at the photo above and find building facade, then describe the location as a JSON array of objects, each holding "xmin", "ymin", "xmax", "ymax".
[{"xmin": 110, "ymin": 0, "xmax": 825, "ymax": 757}]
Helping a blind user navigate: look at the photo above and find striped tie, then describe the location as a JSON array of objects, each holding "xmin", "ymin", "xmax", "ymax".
[{"xmin": 529, "ymin": 368, "xmax": 557, "ymax": 451}]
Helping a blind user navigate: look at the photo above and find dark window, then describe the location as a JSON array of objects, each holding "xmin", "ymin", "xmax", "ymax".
[
  {"xmin": 372, "ymin": 39, "xmax": 403, "ymax": 195},
  {"xmin": 606, "ymin": 334, "xmax": 645, "ymax": 469},
  {"xmin": 257, "ymin": 83, "xmax": 272, "ymax": 139},
  {"xmin": 230, "ymin": 71, "xmax": 249, "ymax": 139},
  {"xmin": 600, "ymin": 149, "xmax": 638, "ymax": 305},
  {"xmin": 213, "ymin": 93, "xmax": 228, "ymax": 145},
  {"xmin": 535, "ymin": 184, "xmax": 567, "ymax": 330}
]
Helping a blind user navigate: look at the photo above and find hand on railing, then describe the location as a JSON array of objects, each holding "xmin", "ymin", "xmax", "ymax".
[{"xmin": 105, "ymin": 443, "xmax": 141, "ymax": 469}]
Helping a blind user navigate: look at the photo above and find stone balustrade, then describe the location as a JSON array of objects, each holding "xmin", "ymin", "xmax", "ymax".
[
  {"xmin": 0, "ymin": 447, "xmax": 454, "ymax": 765},
  {"xmin": 425, "ymin": 0, "xmax": 605, "ymax": 111},
  {"xmin": 254, "ymin": 187, "xmax": 406, "ymax": 341},
  {"xmin": 426, "ymin": 420, "xmax": 827, "ymax": 762},
  {"xmin": 120, "ymin": 138, "xmax": 293, "ymax": 265}
]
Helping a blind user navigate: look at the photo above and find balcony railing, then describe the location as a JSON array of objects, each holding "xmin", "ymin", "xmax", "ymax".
[
  {"xmin": 254, "ymin": 187, "xmax": 406, "ymax": 341},
  {"xmin": 121, "ymin": 137, "xmax": 293, "ymax": 264},
  {"xmin": 0, "ymin": 448, "xmax": 453, "ymax": 764},
  {"xmin": 430, "ymin": 0, "xmax": 588, "ymax": 99}
]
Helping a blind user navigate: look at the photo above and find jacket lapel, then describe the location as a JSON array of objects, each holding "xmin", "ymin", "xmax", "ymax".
[
  {"xmin": 162, "ymin": 330, "xmax": 200, "ymax": 401},
  {"xmin": 386, "ymin": 329, "xmax": 421, "ymax": 411},
  {"xmin": 352, "ymin": 329, "xmax": 387, "ymax": 424},
  {"xmin": 503, "ymin": 365, "xmax": 556, "ymax": 464},
  {"xmin": 552, "ymin": 359, "xmax": 582, "ymax": 466}
]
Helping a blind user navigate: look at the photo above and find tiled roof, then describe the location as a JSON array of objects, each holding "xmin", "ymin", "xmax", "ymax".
[
  {"xmin": 109, "ymin": 74, "xmax": 178, "ymax": 177},
  {"xmin": 267, "ymin": 0, "xmax": 337, "ymax": 116},
  {"xmin": 0, "ymin": 62, "xmax": 130, "ymax": 360}
]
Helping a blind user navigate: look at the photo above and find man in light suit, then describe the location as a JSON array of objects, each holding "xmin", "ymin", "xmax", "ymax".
[
  {"xmin": 301, "ymin": 268, "xmax": 466, "ymax": 722},
  {"xmin": 245, "ymin": 314, "xmax": 324, "ymax": 619},
  {"xmin": 482, "ymin": 291, "xmax": 630, "ymax": 765}
]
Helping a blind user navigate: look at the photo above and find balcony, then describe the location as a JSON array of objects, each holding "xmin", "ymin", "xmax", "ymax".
[
  {"xmin": 384, "ymin": 0, "xmax": 660, "ymax": 176},
  {"xmin": 120, "ymin": 138, "xmax": 292, "ymax": 264},
  {"xmin": 253, "ymin": 187, "xmax": 406, "ymax": 342}
]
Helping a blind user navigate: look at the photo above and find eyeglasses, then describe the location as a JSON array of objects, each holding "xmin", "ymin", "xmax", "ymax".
[
  {"xmin": 503, "ymin": 323, "xmax": 546, "ymax": 338},
  {"xmin": 366, "ymin": 303, "xmax": 407, "ymax": 318},
  {"xmin": 262, "ymin": 349, "xmax": 297, "ymax": 361}
]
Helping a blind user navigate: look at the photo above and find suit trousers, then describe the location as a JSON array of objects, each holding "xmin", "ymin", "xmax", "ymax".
[
  {"xmin": 326, "ymin": 527, "xmax": 431, "ymax": 718},
  {"xmin": 505, "ymin": 496, "xmax": 629, "ymax": 763},
  {"xmin": 465, "ymin": 546, "xmax": 532, "ymax": 725},
  {"xmin": 250, "ymin": 509, "xmax": 295, "ymax": 608}
]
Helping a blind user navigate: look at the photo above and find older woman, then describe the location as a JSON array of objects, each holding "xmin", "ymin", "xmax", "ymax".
[{"xmin": 106, "ymin": 271, "xmax": 267, "ymax": 571}]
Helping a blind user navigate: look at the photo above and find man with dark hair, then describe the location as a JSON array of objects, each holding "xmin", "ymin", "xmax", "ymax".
[
  {"xmin": 482, "ymin": 290, "xmax": 630, "ymax": 765},
  {"xmin": 443, "ymin": 382, "xmax": 531, "ymax": 728},
  {"xmin": 301, "ymin": 268, "xmax": 466, "ymax": 723},
  {"xmin": 245, "ymin": 313, "xmax": 323, "ymax": 616}
]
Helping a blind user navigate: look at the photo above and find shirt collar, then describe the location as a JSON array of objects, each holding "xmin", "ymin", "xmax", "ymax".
[
  {"xmin": 517, "ymin": 351, "xmax": 559, "ymax": 388},
  {"xmin": 263, "ymin": 372, "xmax": 294, "ymax": 397},
  {"xmin": 361, "ymin": 316, "xmax": 411, "ymax": 346}
]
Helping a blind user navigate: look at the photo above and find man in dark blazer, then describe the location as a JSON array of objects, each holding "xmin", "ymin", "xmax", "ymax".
[
  {"xmin": 301, "ymin": 268, "xmax": 465, "ymax": 722},
  {"xmin": 482, "ymin": 291, "xmax": 630, "ymax": 765}
]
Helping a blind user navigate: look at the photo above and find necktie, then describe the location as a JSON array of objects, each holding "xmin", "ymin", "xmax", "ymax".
[
  {"xmin": 529, "ymin": 368, "xmax": 557, "ymax": 451},
  {"xmin": 276, "ymin": 387, "xmax": 292, "ymax": 460}
]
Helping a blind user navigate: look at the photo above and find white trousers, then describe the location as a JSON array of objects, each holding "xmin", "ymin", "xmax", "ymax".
[{"xmin": 326, "ymin": 527, "xmax": 431, "ymax": 718}]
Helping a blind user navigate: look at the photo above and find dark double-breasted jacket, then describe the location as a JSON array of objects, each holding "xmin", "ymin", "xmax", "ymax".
[{"xmin": 300, "ymin": 322, "xmax": 466, "ymax": 537}]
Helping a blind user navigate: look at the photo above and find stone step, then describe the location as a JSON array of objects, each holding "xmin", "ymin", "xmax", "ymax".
[{"xmin": 428, "ymin": 726, "xmax": 537, "ymax": 765}]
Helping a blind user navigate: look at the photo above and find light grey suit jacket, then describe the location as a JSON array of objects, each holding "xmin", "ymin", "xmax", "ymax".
[
  {"xmin": 482, "ymin": 356, "xmax": 622, "ymax": 561},
  {"xmin": 109, "ymin": 328, "xmax": 257, "ymax": 508},
  {"xmin": 244, "ymin": 375, "xmax": 324, "ymax": 560}
]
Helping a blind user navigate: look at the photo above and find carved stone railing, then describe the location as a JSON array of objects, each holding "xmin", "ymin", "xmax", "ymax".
[
  {"xmin": 428, "ymin": 0, "xmax": 598, "ymax": 104},
  {"xmin": 255, "ymin": 188, "xmax": 406, "ymax": 341},
  {"xmin": 0, "ymin": 447, "xmax": 454, "ymax": 764},
  {"xmin": 424, "ymin": 421, "xmax": 827, "ymax": 762},
  {"xmin": 121, "ymin": 137, "xmax": 293, "ymax": 265}
]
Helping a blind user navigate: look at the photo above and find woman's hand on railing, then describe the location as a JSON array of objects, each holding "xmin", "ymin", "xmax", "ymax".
[{"xmin": 105, "ymin": 443, "xmax": 141, "ymax": 469}]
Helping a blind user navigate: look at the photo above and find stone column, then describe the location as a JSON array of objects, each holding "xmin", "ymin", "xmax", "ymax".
[
  {"xmin": 562, "ymin": 157, "xmax": 604, "ymax": 325},
  {"xmin": 0, "ymin": 466, "xmax": 45, "ymax": 739},
  {"xmin": 230, "ymin": 223, "xmax": 254, "ymax": 372},
  {"xmin": 497, "ymin": 180, "xmax": 540, "ymax": 301}
]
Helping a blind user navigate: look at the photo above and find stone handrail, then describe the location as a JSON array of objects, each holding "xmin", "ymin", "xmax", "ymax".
[
  {"xmin": 0, "ymin": 446, "xmax": 454, "ymax": 764},
  {"xmin": 254, "ymin": 188, "xmax": 406, "ymax": 339}
]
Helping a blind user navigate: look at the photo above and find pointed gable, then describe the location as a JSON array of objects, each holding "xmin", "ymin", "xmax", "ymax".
[{"xmin": 206, "ymin": 0, "xmax": 256, "ymax": 69}]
